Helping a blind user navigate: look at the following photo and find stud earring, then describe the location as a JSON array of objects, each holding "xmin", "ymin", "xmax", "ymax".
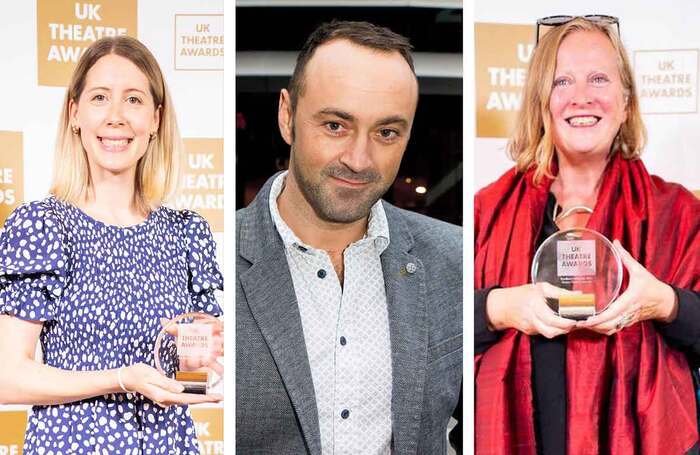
[
  {"xmin": 71, "ymin": 125, "xmax": 80, "ymax": 134},
  {"xmin": 149, "ymin": 131, "xmax": 157, "ymax": 141}
]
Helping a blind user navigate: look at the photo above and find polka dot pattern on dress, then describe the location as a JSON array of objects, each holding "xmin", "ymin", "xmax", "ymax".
[{"xmin": 0, "ymin": 197, "xmax": 223, "ymax": 454}]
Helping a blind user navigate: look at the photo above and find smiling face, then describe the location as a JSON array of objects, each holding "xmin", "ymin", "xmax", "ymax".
[
  {"xmin": 70, "ymin": 53, "xmax": 159, "ymax": 181},
  {"xmin": 549, "ymin": 30, "xmax": 628, "ymax": 163},
  {"xmin": 279, "ymin": 39, "xmax": 418, "ymax": 224}
]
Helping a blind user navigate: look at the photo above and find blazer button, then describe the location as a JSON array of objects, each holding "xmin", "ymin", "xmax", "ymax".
[
  {"xmin": 317, "ymin": 269, "xmax": 326, "ymax": 279},
  {"xmin": 406, "ymin": 262, "xmax": 417, "ymax": 274},
  {"xmin": 341, "ymin": 409, "xmax": 350, "ymax": 419}
]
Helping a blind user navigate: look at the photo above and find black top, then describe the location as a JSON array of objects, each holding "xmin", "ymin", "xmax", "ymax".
[{"xmin": 475, "ymin": 193, "xmax": 700, "ymax": 455}]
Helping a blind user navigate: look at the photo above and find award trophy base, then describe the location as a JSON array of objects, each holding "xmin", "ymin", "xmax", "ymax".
[
  {"xmin": 175, "ymin": 371, "xmax": 209, "ymax": 394},
  {"xmin": 557, "ymin": 293, "xmax": 595, "ymax": 320}
]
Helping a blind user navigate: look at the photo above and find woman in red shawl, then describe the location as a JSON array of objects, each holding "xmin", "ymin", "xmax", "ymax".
[{"xmin": 475, "ymin": 17, "xmax": 700, "ymax": 455}]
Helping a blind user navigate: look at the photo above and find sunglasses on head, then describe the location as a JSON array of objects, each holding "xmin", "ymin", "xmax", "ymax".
[{"xmin": 536, "ymin": 15, "xmax": 620, "ymax": 44}]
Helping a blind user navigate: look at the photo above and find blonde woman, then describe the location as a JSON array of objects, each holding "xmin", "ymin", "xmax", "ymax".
[
  {"xmin": 0, "ymin": 36, "xmax": 222, "ymax": 453},
  {"xmin": 475, "ymin": 17, "xmax": 700, "ymax": 454}
]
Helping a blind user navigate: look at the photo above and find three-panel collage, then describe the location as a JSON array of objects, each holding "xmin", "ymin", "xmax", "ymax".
[{"xmin": 0, "ymin": 0, "xmax": 699, "ymax": 454}]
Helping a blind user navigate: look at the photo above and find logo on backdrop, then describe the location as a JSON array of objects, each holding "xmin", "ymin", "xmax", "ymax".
[
  {"xmin": 177, "ymin": 138, "xmax": 223, "ymax": 232},
  {"xmin": 175, "ymin": 14, "xmax": 224, "ymax": 71},
  {"xmin": 37, "ymin": 0, "xmax": 138, "ymax": 87},
  {"xmin": 0, "ymin": 411, "xmax": 27, "ymax": 455},
  {"xmin": 0, "ymin": 132, "xmax": 23, "ymax": 225},
  {"xmin": 634, "ymin": 49, "xmax": 699, "ymax": 114},
  {"xmin": 475, "ymin": 23, "xmax": 534, "ymax": 138},
  {"xmin": 191, "ymin": 408, "xmax": 223, "ymax": 455}
]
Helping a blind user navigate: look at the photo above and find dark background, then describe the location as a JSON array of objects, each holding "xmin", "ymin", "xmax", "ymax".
[{"xmin": 236, "ymin": 5, "xmax": 463, "ymax": 225}]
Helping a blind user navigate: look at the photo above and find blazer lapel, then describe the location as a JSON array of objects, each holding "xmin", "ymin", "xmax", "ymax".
[
  {"xmin": 381, "ymin": 203, "xmax": 429, "ymax": 454},
  {"xmin": 238, "ymin": 178, "xmax": 322, "ymax": 455}
]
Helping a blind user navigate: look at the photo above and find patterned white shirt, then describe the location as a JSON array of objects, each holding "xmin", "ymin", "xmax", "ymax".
[{"xmin": 269, "ymin": 172, "xmax": 393, "ymax": 455}]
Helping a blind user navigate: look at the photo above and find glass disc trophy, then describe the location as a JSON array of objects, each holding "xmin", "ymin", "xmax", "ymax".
[
  {"xmin": 154, "ymin": 312, "xmax": 222, "ymax": 394},
  {"xmin": 531, "ymin": 228, "xmax": 622, "ymax": 320}
]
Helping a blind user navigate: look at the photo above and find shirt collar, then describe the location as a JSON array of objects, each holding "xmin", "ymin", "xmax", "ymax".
[{"xmin": 268, "ymin": 171, "xmax": 390, "ymax": 254}]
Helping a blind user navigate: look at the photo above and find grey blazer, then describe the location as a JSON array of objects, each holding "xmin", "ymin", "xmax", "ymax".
[{"xmin": 236, "ymin": 175, "xmax": 463, "ymax": 454}]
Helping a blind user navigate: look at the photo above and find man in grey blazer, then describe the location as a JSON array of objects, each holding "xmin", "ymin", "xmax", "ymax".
[{"xmin": 236, "ymin": 21, "xmax": 462, "ymax": 454}]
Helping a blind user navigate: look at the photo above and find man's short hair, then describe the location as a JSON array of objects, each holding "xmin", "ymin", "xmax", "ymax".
[{"xmin": 288, "ymin": 20, "xmax": 415, "ymax": 113}]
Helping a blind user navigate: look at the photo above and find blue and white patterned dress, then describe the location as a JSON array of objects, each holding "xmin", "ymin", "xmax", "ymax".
[{"xmin": 0, "ymin": 196, "xmax": 223, "ymax": 454}]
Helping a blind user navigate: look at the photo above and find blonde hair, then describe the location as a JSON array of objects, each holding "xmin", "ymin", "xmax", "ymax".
[
  {"xmin": 508, "ymin": 18, "xmax": 646, "ymax": 183},
  {"xmin": 50, "ymin": 36, "xmax": 183, "ymax": 212}
]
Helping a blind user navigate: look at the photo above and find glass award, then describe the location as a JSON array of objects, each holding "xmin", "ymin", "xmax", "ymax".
[
  {"xmin": 531, "ymin": 228, "xmax": 622, "ymax": 320},
  {"xmin": 154, "ymin": 312, "xmax": 223, "ymax": 395}
]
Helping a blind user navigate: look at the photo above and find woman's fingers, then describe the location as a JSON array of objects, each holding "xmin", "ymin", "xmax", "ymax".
[
  {"xmin": 536, "ymin": 283, "xmax": 579, "ymax": 328},
  {"xmin": 161, "ymin": 318, "xmax": 178, "ymax": 337},
  {"xmin": 579, "ymin": 293, "xmax": 640, "ymax": 335},
  {"xmin": 529, "ymin": 283, "xmax": 577, "ymax": 336},
  {"xmin": 535, "ymin": 302, "xmax": 577, "ymax": 331},
  {"xmin": 578, "ymin": 289, "xmax": 632, "ymax": 327},
  {"xmin": 613, "ymin": 239, "xmax": 642, "ymax": 274},
  {"xmin": 164, "ymin": 391, "xmax": 222, "ymax": 405},
  {"xmin": 124, "ymin": 361, "xmax": 224, "ymax": 408},
  {"xmin": 212, "ymin": 320, "xmax": 224, "ymax": 336},
  {"xmin": 576, "ymin": 242, "xmax": 638, "ymax": 333},
  {"xmin": 151, "ymin": 372, "xmax": 186, "ymax": 394},
  {"xmin": 208, "ymin": 359, "xmax": 224, "ymax": 376},
  {"xmin": 213, "ymin": 333, "xmax": 224, "ymax": 356},
  {"xmin": 539, "ymin": 282, "xmax": 582, "ymax": 299},
  {"xmin": 145, "ymin": 385, "xmax": 221, "ymax": 406},
  {"xmin": 128, "ymin": 362, "xmax": 183, "ymax": 393},
  {"xmin": 180, "ymin": 351, "xmax": 223, "ymax": 371}
]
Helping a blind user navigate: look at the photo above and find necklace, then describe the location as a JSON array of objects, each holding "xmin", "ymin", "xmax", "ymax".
[{"xmin": 553, "ymin": 202, "xmax": 593, "ymax": 224}]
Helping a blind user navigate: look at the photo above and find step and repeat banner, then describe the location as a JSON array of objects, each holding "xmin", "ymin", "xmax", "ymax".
[
  {"xmin": 0, "ymin": 1, "xmax": 224, "ymax": 453},
  {"xmin": 475, "ymin": 0, "xmax": 700, "ymax": 197}
]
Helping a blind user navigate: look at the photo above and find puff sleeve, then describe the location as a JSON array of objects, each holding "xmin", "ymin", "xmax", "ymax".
[
  {"xmin": 183, "ymin": 212, "xmax": 223, "ymax": 316},
  {"xmin": 0, "ymin": 201, "xmax": 70, "ymax": 321}
]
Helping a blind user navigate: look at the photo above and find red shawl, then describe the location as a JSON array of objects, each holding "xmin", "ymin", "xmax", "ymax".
[{"xmin": 475, "ymin": 154, "xmax": 700, "ymax": 454}]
